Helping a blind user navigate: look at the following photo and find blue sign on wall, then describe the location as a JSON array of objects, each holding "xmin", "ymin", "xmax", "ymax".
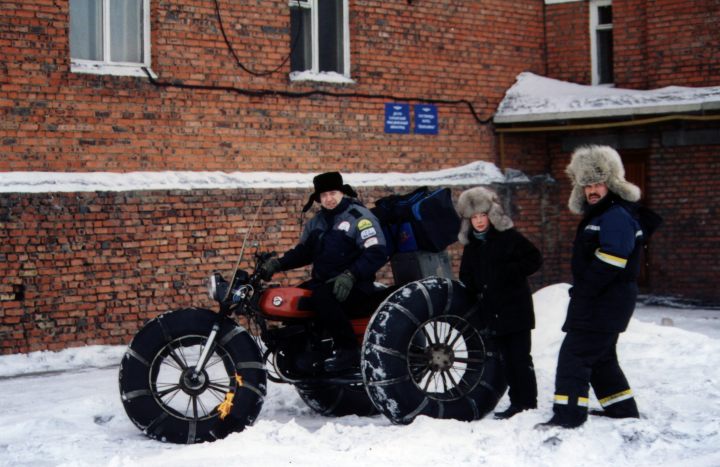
[
  {"xmin": 384, "ymin": 103, "xmax": 410, "ymax": 134},
  {"xmin": 414, "ymin": 104, "xmax": 438, "ymax": 135}
]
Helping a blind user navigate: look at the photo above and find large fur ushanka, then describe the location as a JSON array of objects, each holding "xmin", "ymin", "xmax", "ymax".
[
  {"xmin": 566, "ymin": 145, "xmax": 641, "ymax": 215},
  {"xmin": 456, "ymin": 187, "xmax": 513, "ymax": 245}
]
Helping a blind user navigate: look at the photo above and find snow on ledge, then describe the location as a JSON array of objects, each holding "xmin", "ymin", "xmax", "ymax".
[
  {"xmin": 289, "ymin": 70, "xmax": 355, "ymax": 84},
  {"xmin": 494, "ymin": 72, "xmax": 720, "ymax": 123},
  {"xmin": 0, "ymin": 161, "xmax": 512, "ymax": 193}
]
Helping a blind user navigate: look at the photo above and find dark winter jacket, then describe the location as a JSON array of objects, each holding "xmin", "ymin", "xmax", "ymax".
[
  {"xmin": 459, "ymin": 227, "xmax": 543, "ymax": 335},
  {"xmin": 279, "ymin": 197, "xmax": 388, "ymax": 294},
  {"xmin": 564, "ymin": 193, "xmax": 661, "ymax": 333}
]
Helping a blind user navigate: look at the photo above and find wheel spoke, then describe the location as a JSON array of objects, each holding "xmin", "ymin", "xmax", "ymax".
[
  {"xmin": 440, "ymin": 370, "xmax": 449, "ymax": 393},
  {"xmin": 207, "ymin": 382, "xmax": 231, "ymax": 394},
  {"xmin": 203, "ymin": 355, "xmax": 224, "ymax": 370},
  {"xmin": 447, "ymin": 322, "xmax": 471, "ymax": 348},
  {"xmin": 412, "ymin": 364, "xmax": 430, "ymax": 381},
  {"xmin": 188, "ymin": 396, "xmax": 197, "ymax": 419},
  {"xmin": 444, "ymin": 369, "xmax": 458, "ymax": 386},
  {"xmin": 163, "ymin": 350, "xmax": 186, "ymax": 371},
  {"xmin": 163, "ymin": 388, "xmax": 181, "ymax": 406},
  {"xmin": 421, "ymin": 326, "xmax": 435, "ymax": 345},
  {"xmin": 156, "ymin": 384, "xmax": 182, "ymax": 398},
  {"xmin": 422, "ymin": 371, "xmax": 435, "ymax": 392},
  {"xmin": 432, "ymin": 321, "xmax": 441, "ymax": 345},
  {"xmin": 453, "ymin": 357, "xmax": 486, "ymax": 364},
  {"xmin": 205, "ymin": 387, "xmax": 227, "ymax": 403},
  {"xmin": 197, "ymin": 396, "xmax": 210, "ymax": 417},
  {"xmin": 408, "ymin": 351, "xmax": 429, "ymax": 363}
]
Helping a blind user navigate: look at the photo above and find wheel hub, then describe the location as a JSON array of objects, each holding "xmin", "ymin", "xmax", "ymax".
[
  {"xmin": 179, "ymin": 368, "xmax": 209, "ymax": 396},
  {"xmin": 427, "ymin": 343, "xmax": 455, "ymax": 371}
]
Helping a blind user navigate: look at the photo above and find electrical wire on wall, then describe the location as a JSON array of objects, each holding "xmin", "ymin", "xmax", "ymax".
[
  {"xmin": 143, "ymin": 1, "xmax": 493, "ymax": 126},
  {"xmin": 214, "ymin": 0, "xmax": 301, "ymax": 77}
]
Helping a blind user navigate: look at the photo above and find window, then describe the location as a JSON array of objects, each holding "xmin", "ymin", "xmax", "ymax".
[
  {"xmin": 69, "ymin": 0, "xmax": 151, "ymax": 77},
  {"xmin": 289, "ymin": 0, "xmax": 351, "ymax": 82},
  {"xmin": 590, "ymin": 0, "xmax": 613, "ymax": 85}
]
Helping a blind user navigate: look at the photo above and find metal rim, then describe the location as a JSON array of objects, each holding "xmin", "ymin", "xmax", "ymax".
[
  {"xmin": 149, "ymin": 335, "xmax": 235, "ymax": 421},
  {"xmin": 406, "ymin": 315, "xmax": 487, "ymax": 401}
]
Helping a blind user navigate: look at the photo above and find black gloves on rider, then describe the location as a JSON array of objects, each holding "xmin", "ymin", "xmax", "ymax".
[{"xmin": 258, "ymin": 257, "xmax": 281, "ymax": 281}]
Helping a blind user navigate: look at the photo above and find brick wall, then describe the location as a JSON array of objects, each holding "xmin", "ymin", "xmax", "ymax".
[
  {"xmin": 545, "ymin": 0, "xmax": 720, "ymax": 88},
  {"xmin": 0, "ymin": 0, "xmax": 545, "ymax": 172},
  {"xmin": 647, "ymin": 144, "xmax": 720, "ymax": 299},
  {"xmin": 642, "ymin": 0, "xmax": 720, "ymax": 87},
  {"xmin": 544, "ymin": 1, "xmax": 590, "ymax": 83},
  {"xmin": 0, "ymin": 183, "xmax": 555, "ymax": 354}
]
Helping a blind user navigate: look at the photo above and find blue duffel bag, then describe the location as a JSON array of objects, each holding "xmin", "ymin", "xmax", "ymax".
[{"xmin": 372, "ymin": 187, "xmax": 460, "ymax": 255}]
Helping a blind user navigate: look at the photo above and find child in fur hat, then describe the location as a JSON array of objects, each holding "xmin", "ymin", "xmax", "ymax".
[{"xmin": 457, "ymin": 187, "xmax": 543, "ymax": 419}]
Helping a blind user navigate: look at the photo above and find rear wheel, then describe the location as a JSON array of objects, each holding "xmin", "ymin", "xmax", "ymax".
[
  {"xmin": 296, "ymin": 382, "xmax": 378, "ymax": 417},
  {"xmin": 118, "ymin": 308, "xmax": 266, "ymax": 443},
  {"xmin": 362, "ymin": 277, "xmax": 506, "ymax": 424}
]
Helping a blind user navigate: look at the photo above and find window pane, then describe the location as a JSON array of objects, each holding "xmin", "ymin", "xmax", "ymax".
[
  {"xmin": 597, "ymin": 29, "xmax": 614, "ymax": 84},
  {"xmin": 318, "ymin": 0, "xmax": 344, "ymax": 73},
  {"xmin": 69, "ymin": 0, "xmax": 103, "ymax": 60},
  {"xmin": 290, "ymin": 6, "xmax": 312, "ymax": 72},
  {"xmin": 110, "ymin": 0, "xmax": 143, "ymax": 63},
  {"xmin": 598, "ymin": 6, "xmax": 612, "ymax": 25}
]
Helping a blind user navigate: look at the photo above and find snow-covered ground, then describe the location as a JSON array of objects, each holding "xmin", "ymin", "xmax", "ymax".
[{"xmin": 1, "ymin": 283, "xmax": 719, "ymax": 467}]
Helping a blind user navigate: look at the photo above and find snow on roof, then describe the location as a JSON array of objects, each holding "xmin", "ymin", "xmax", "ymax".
[
  {"xmin": 494, "ymin": 72, "xmax": 720, "ymax": 124},
  {"xmin": 0, "ymin": 160, "xmax": 514, "ymax": 194}
]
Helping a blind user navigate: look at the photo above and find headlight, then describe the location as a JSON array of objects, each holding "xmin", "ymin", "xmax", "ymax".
[
  {"xmin": 208, "ymin": 273, "xmax": 227, "ymax": 301},
  {"xmin": 207, "ymin": 274, "xmax": 218, "ymax": 300}
]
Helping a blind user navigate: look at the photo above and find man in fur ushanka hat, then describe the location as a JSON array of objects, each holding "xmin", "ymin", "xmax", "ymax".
[
  {"xmin": 457, "ymin": 187, "xmax": 543, "ymax": 419},
  {"xmin": 538, "ymin": 145, "xmax": 662, "ymax": 429}
]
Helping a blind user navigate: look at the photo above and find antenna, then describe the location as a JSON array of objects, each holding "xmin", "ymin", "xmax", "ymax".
[{"xmin": 223, "ymin": 197, "xmax": 264, "ymax": 301}]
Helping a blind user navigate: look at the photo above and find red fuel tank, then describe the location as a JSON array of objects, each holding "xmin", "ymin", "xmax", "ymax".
[{"xmin": 258, "ymin": 287, "xmax": 315, "ymax": 320}]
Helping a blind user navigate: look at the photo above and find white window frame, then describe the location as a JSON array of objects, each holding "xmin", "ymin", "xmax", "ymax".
[
  {"xmin": 288, "ymin": 0, "xmax": 353, "ymax": 84},
  {"xmin": 590, "ymin": 0, "xmax": 613, "ymax": 86},
  {"xmin": 70, "ymin": 0, "xmax": 154, "ymax": 78}
]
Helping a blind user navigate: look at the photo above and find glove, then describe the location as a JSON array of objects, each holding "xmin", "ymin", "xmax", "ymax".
[
  {"xmin": 328, "ymin": 271, "xmax": 355, "ymax": 302},
  {"xmin": 258, "ymin": 257, "xmax": 281, "ymax": 281}
]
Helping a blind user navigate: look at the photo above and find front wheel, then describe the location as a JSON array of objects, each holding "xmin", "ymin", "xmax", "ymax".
[
  {"xmin": 362, "ymin": 277, "xmax": 507, "ymax": 424},
  {"xmin": 118, "ymin": 308, "xmax": 266, "ymax": 443}
]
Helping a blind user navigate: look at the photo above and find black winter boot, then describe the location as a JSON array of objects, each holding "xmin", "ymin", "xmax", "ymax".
[
  {"xmin": 494, "ymin": 405, "xmax": 532, "ymax": 419},
  {"xmin": 534, "ymin": 415, "xmax": 585, "ymax": 430}
]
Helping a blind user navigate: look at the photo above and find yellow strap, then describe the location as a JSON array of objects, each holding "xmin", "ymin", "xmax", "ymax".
[
  {"xmin": 217, "ymin": 392, "xmax": 234, "ymax": 420},
  {"xmin": 217, "ymin": 374, "xmax": 244, "ymax": 420}
]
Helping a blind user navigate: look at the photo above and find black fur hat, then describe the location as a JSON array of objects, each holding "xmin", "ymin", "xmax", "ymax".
[{"xmin": 302, "ymin": 172, "xmax": 358, "ymax": 212}]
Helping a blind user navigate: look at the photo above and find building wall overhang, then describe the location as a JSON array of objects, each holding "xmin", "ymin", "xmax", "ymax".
[{"xmin": 494, "ymin": 72, "xmax": 720, "ymax": 125}]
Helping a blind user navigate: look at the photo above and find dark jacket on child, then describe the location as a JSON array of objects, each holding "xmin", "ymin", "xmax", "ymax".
[{"xmin": 459, "ymin": 227, "xmax": 543, "ymax": 335}]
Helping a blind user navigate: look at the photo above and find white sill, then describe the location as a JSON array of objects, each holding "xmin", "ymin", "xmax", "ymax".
[
  {"xmin": 289, "ymin": 70, "xmax": 355, "ymax": 84},
  {"xmin": 70, "ymin": 60, "xmax": 157, "ymax": 79}
]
